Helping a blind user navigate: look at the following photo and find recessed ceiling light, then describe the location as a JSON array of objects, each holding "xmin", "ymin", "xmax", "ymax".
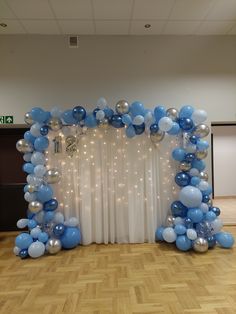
[
  {"xmin": 144, "ymin": 24, "xmax": 151, "ymax": 29},
  {"xmin": 0, "ymin": 23, "xmax": 7, "ymax": 28}
]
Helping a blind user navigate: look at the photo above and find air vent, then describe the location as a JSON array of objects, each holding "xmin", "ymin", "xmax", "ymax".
[{"xmin": 68, "ymin": 36, "xmax": 79, "ymax": 48}]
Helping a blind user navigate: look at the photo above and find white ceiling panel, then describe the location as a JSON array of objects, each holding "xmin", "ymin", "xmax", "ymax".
[
  {"xmin": 6, "ymin": 0, "xmax": 54, "ymax": 19},
  {"xmin": 196, "ymin": 21, "xmax": 235, "ymax": 35},
  {"xmin": 0, "ymin": 19, "xmax": 25, "ymax": 33},
  {"xmin": 133, "ymin": 0, "xmax": 175, "ymax": 20},
  {"xmin": 95, "ymin": 20, "xmax": 129, "ymax": 34},
  {"xmin": 21, "ymin": 19, "xmax": 60, "ymax": 34},
  {"xmin": 58, "ymin": 20, "xmax": 95, "ymax": 35},
  {"xmin": 50, "ymin": 0, "xmax": 93, "ymax": 19},
  {"xmin": 130, "ymin": 21, "xmax": 165, "ymax": 35},
  {"xmin": 163, "ymin": 21, "xmax": 200, "ymax": 35},
  {"xmin": 206, "ymin": 0, "xmax": 236, "ymax": 21},
  {"xmin": 170, "ymin": 0, "xmax": 213, "ymax": 20},
  {"xmin": 93, "ymin": 0, "xmax": 133, "ymax": 20},
  {"xmin": 0, "ymin": 0, "xmax": 15, "ymax": 18}
]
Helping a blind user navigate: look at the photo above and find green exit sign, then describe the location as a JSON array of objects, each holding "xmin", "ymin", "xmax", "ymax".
[{"xmin": 0, "ymin": 115, "xmax": 14, "ymax": 124}]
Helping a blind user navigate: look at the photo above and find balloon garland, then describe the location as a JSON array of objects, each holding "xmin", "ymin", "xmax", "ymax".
[{"xmin": 15, "ymin": 98, "xmax": 234, "ymax": 259}]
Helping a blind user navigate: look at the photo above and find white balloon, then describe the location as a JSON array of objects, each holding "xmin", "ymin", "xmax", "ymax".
[
  {"xmin": 27, "ymin": 174, "xmax": 35, "ymax": 185},
  {"xmin": 53, "ymin": 212, "xmax": 65, "ymax": 224},
  {"xmin": 189, "ymin": 168, "xmax": 199, "ymax": 177},
  {"xmin": 191, "ymin": 109, "xmax": 207, "ymax": 125},
  {"xmin": 186, "ymin": 229, "xmax": 197, "ymax": 240},
  {"xmin": 34, "ymin": 210, "xmax": 45, "ymax": 224},
  {"xmin": 31, "ymin": 152, "xmax": 46, "ymax": 166},
  {"xmin": 34, "ymin": 165, "xmax": 46, "ymax": 178},
  {"xmin": 51, "ymin": 106, "xmax": 62, "ymax": 118},
  {"xmin": 198, "ymin": 180, "xmax": 209, "ymax": 191},
  {"xmin": 96, "ymin": 110, "xmax": 105, "ymax": 120},
  {"xmin": 17, "ymin": 218, "xmax": 29, "ymax": 229},
  {"xmin": 174, "ymin": 217, "xmax": 184, "ymax": 225},
  {"xmin": 24, "ymin": 192, "xmax": 37, "ymax": 202},
  {"xmin": 186, "ymin": 144, "xmax": 197, "ymax": 153},
  {"xmin": 200, "ymin": 203, "xmax": 209, "ymax": 213},
  {"xmin": 158, "ymin": 117, "xmax": 173, "ymax": 132},
  {"xmin": 133, "ymin": 115, "xmax": 144, "ymax": 126},
  {"xmin": 30, "ymin": 227, "xmax": 42, "ymax": 239},
  {"xmin": 97, "ymin": 97, "xmax": 107, "ymax": 109},
  {"xmin": 211, "ymin": 218, "xmax": 223, "ymax": 234},
  {"xmin": 144, "ymin": 111, "xmax": 154, "ymax": 125},
  {"xmin": 28, "ymin": 241, "xmax": 45, "ymax": 258},
  {"xmin": 162, "ymin": 227, "xmax": 177, "ymax": 243},
  {"xmin": 23, "ymin": 153, "xmax": 32, "ymax": 162},
  {"xmin": 64, "ymin": 217, "xmax": 79, "ymax": 227},
  {"xmin": 13, "ymin": 246, "xmax": 21, "ymax": 256},
  {"xmin": 30, "ymin": 123, "xmax": 42, "ymax": 137}
]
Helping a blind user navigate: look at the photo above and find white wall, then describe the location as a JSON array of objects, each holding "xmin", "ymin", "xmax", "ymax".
[{"xmin": 212, "ymin": 125, "xmax": 236, "ymax": 197}]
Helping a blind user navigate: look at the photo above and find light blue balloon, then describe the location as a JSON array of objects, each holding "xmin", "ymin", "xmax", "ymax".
[
  {"xmin": 190, "ymin": 176, "xmax": 201, "ymax": 186},
  {"xmin": 133, "ymin": 115, "xmax": 144, "ymax": 125},
  {"xmin": 23, "ymin": 163, "xmax": 34, "ymax": 174},
  {"xmin": 30, "ymin": 227, "xmax": 41, "ymax": 239},
  {"xmin": 179, "ymin": 185, "xmax": 202, "ymax": 208},
  {"xmin": 31, "ymin": 107, "xmax": 48, "ymax": 123},
  {"xmin": 158, "ymin": 117, "xmax": 173, "ymax": 132},
  {"xmin": 23, "ymin": 153, "xmax": 32, "ymax": 162},
  {"xmin": 130, "ymin": 101, "xmax": 145, "ymax": 117},
  {"xmin": 172, "ymin": 148, "xmax": 186, "ymax": 161},
  {"xmin": 192, "ymin": 159, "xmax": 206, "ymax": 171},
  {"xmin": 154, "ymin": 106, "xmax": 166, "ymax": 122},
  {"xmin": 174, "ymin": 224, "xmax": 187, "ymax": 235},
  {"xmin": 205, "ymin": 211, "xmax": 216, "ymax": 222},
  {"xmin": 24, "ymin": 131, "xmax": 36, "ymax": 144},
  {"xmin": 30, "ymin": 123, "xmax": 42, "ymax": 137},
  {"xmin": 44, "ymin": 211, "xmax": 55, "ymax": 223},
  {"xmin": 187, "ymin": 208, "xmax": 203, "ymax": 223},
  {"xmin": 38, "ymin": 232, "xmax": 49, "ymax": 243},
  {"xmin": 62, "ymin": 110, "xmax": 77, "ymax": 124},
  {"xmin": 16, "ymin": 218, "xmax": 29, "ymax": 229},
  {"xmin": 122, "ymin": 114, "xmax": 132, "ymax": 125},
  {"xmin": 168, "ymin": 122, "xmax": 180, "ymax": 135},
  {"xmin": 197, "ymin": 140, "xmax": 209, "ymax": 151},
  {"xmin": 28, "ymin": 219, "xmax": 37, "ymax": 229},
  {"xmin": 125, "ymin": 125, "xmax": 136, "ymax": 138},
  {"xmin": 15, "ymin": 232, "xmax": 33, "ymax": 249},
  {"xmin": 28, "ymin": 241, "xmax": 45, "ymax": 258},
  {"xmin": 60, "ymin": 227, "xmax": 81, "ymax": 249},
  {"xmin": 31, "ymin": 152, "xmax": 46, "ymax": 166},
  {"xmin": 84, "ymin": 114, "xmax": 97, "ymax": 128},
  {"xmin": 179, "ymin": 105, "xmax": 194, "ymax": 118},
  {"xmin": 34, "ymin": 136, "xmax": 49, "ymax": 152},
  {"xmin": 34, "ymin": 165, "xmax": 46, "ymax": 178},
  {"xmin": 155, "ymin": 226, "xmax": 165, "ymax": 241},
  {"xmin": 215, "ymin": 232, "xmax": 234, "ymax": 248},
  {"xmin": 176, "ymin": 235, "xmax": 192, "ymax": 251},
  {"xmin": 37, "ymin": 185, "xmax": 53, "ymax": 203}
]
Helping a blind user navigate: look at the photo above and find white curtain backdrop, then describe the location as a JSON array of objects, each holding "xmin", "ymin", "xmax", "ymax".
[{"xmin": 46, "ymin": 126, "xmax": 180, "ymax": 245}]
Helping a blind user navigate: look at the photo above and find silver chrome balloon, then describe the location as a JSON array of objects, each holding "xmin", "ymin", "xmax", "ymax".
[
  {"xmin": 16, "ymin": 139, "xmax": 33, "ymax": 153},
  {"xmin": 44, "ymin": 168, "xmax": 61, "ymax": 184},
  {"xmin": 193, "ymin": 124, "xmax": 210, "ymax": 138},
  {"xmin": 193, "ymin": 237, "xmax": 209, "ymax": 253},
  {"xmin": 196, "ymin": 150, "xmax": 208, "ymax": 160},
  {"xmin": 98, "ymin": 118, "xmax": 110, "ymax": 129},
  {"xmin": 28, "ymin": 201, "xmax": 43, "ymax": 213},
  {"xmin": 166, "ymin": 215, "xmax": 175, "ymax": 227},
  {"xmin": 24, "ymin": 112, "xmax": 34, "ymax": 125},
  {"xmin": 48, "ymin": 117, "xmax": 62, "ymax": 131},
  {"xmin": 179, "ymin": 161, "xmax": 191, "ymax": 172},
  {"xmin": 46, "ymin": 238, "xmax": 62, "ymax": 254},
  {"xmin": 150, "ymin": 130, "xmax": 165, "ymax": 143},
  {"xmin": 199, "ymin": 171, "xmax": 208, "ymax": 181},
  {"xmin": 115, "ymin": 100, "xmax": 129, "ymax": 114},
  {"xmin": 166, "ymin": 108, "xmax": 179, "ymax": 121}
]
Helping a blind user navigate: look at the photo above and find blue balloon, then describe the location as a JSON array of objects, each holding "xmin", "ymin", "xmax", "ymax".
[
  {"xmin": 31, "ymin": 107, "xmax": 48, "ymax": 123},
  {"xmin": 53, "ymin": 223, "xmax": 65, "ymax": 237},
  {"xmin": 38, "ymin": 232, "xmax": 49, "ymax": 243},
  {"xmin": 155, "ymin": 226, "xmax": 165, "ymax": 241},
  {"xmin": 172, "ymin": 148, "xmax": 186, "ymax": 161},
  {"xmin": 134, "ymin": 123, "xmax": 145, "ymax": 135},
  {"xmin": 23, "ymin": 163, "xmax": 34, "ymax": 174},
  {"xmin": 93, "ymin": 107, "xmax": 99, "ymax": 116},
  {"xmin": 126, "ymin": 124, "xmax": 136, "ymax": 138},
  {"xmin": 179, "ymin": 118, "xmax": 194, "ymax": 131},
  {"xmin": 24, "ymin": 131, "xmax": 36, "ymax": 144},
  {"xmin": 62, "ymin": 110, "xmax": 77, "ymax": 124},
  {"xmin": 72, "ymin": 106, "xmax": 86, "ymax": 121},
  {"xmin": 171, "ymin": 201, "xmax": 188, "ymax": 218},
  {"xmin": 189, "ymin": 135, "xmax": 198, "ymax": 144},
  {"xmin": 34, "ymin": 136, "xmax": 49, "ymax": 152},
  {"xmin": 215, "ymin": 232, "xmax": 234, "ymax": 248},
  {"xmin": 44, "ymin": 111, "xmax": 51, "ymax": 123},
  {"xmin": 15, "ymin": 233, "xmax": 33, "ymax": 249},
  {"xmin": 104, "ymin": 107, "xmax": 114, "ymax": 118},
  {"xmin": 167, "ymin": 122, "xmax": 180, "ymax": 135},
  {"xmin": 40, "ymin": 125, "xmax": 49, "ymax": 136},
  {"xmin": 110, "ymin": 115, "xmax": 124, "ymax": 128},
  {"xmin": 175, "ymin": 172, "xmax": 190, "ymax": 187},
  {"xmin": 19, "ymin": 249, "xmax": 28, "ymax": 259},
  {"xmin": 207, "ymin": 235, "xmax": 216, "ymax": 248},
  {"xmin": 205, "ymin": 211, "xmax": 216, "ymax": 222},
  {"xmin": 210, "ymin": 207, "xmax": 221, "ymax": 216},
  {"xmin": 179, "ymin": 186, "xmax": 202, "ymax": 208},
  {"xmin": 176, "ymin": 235, "xmax": 192, "ymax": 251},
  {"xmin": 84, "ymin": 114, "xmax": 97, "ymax": 128},
  {"xmin": 196, "ymin": 140, "xmax": 209, "ymax": 151},
  {"xmin": 174, "ymin": 224, "xmax": 187, "ymax": 235},
  {"xmin": 190, "ymin": 176, "xmax": 201, "ymax": 186},
  {"xmin": 44, "ymin": 211, "xmax": 55, "ymax": 223},
  {"xmin": 187, "ymin": 208, "xmax": 203, "ymax": 223},
  {"xmin": 27, "ymin": 210, "xmax": 35, "ymax": 219},
  {"xmin": 202, "ymin": 195, "xmax": 210, "ymax": 203},
  {"xmin": 130, "ymin": 101, "xmax": 145, "ymax": 117},
  {"xmin": 185, "ymin": 153, "xmax": 195, "ymax": 163},
  {"xmin": 122, "ymin": 114, "xmax": 132, "ymax": 125},
  {"xmin": 179, "ymin": 106, "xmax": 194, "ymax": 118},
  {"xmin": 37, "ymin": 185, "xmax": 53, "ymax": 203},
  {"xmin": 28, "ymin": 219, "xmax": 37, "ymax": 229},
  {"xmin": 202, "ymin": 186, "xmax": 212, "ymax": 196},
  {"xmin": 44, "ymin": 199, "xmax": 58, "ymax": 211},
  {"xmin": 60, "ymin": 227, "xmax": 81, "ymax": 249},
  {"xmin": 192, "ymin": 159, "xmax": 206, "ymax": 171},
  {"xmin": 154, "ymin": 106, "xmax": 166, "ymax": 122},
  {"xmin": 150, "ymin": 123, "xmax": 159, "ymax": 134}
]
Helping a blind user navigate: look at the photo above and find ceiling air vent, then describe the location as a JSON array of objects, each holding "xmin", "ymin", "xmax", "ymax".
[{"xmin": 68, "ymin": 36, "xmax": 79, "ymax": 48}]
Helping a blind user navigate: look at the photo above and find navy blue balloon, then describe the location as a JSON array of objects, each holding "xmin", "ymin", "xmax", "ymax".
[
  {"xmin": 72, "ymin": 106, "xmax": 86, "ymax": 121},
  {"xmin": 171, "ymin": 201, "xmax": 188, "ymax": 218},
  {"xmin": 134, "ymin": 123, "xmax": 145, "ymax": 135},
  {"xmin": 110, "ymin": 115, "xmax": 124, "ymax": 128},
  {"xmin": 184, "ymin": 217, "xmax": 193, "ymax": 228},
  {"xmin": 175, "ymin": 172, "xmax": 190, "ymax": 187},
  {"xmin": 24, "ymin": 131, "xmax": 36, "ymax": 144},
  {"xmin": 150, "ymin": 123, "xmax": 159, "ymax": 134},
  {"xmin": 210, "ymin": 207, "xmax": 221, "ymax": 216},
  {"xmin": 34, "ymin": 136, "xmax": 49, "ymax": 152},
  {"xmin": 40, "ymin": 125, "xmax": 49, "ymax": 136},
  {"xmin": 202, "ymin": 195, "xmax": 210, "ymax": 203},
  {"xmin": 179, "ymin": 118, "xmax": 194, "ymax": 131},
  {"xmin": 185, "ymin": 153, "xmax": 195, "ymax": 163},
  {"xmin": 53, "ymin": 223, "xmax": 65, "ymax": 237},
  {"xmin": 93, "ymin": 107, "xmax": 100, "ymax": 116},
  {"xmin": 189, "ymin": 135, "xmax": 198, "ymax": 144},
  {"xmin": 60, "ymin": 227, "xmax": 81, "ymax": 249},
  {"xmin": 19, "ymin": 249, "xmax": 28, "ymax": 259},
  {"xmin": 23, "ymin": 163, "xmax": 34, "ymax": 174},
  {"xmin": 207, "ymin": 235, "xmax": 216, "ymax": 248},
  {"xmin": 44, "ymin": 199, "xmax": 58, "ymax": 211}
]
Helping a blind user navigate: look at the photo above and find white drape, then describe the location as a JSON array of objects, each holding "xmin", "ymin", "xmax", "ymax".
[{"xmin": 46, "ymin": 126, "xmax": 179, "ymax": 244}]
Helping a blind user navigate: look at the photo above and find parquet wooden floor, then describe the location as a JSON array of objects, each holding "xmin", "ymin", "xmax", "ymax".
[{"xmin": 0, "ymin": 227, "xmax": 236, "ymax": 314}]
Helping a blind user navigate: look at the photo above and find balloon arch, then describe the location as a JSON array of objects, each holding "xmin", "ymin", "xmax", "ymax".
[{"xmin": 15, "ymin": 99, "xmax": 234, "ymax": 258}]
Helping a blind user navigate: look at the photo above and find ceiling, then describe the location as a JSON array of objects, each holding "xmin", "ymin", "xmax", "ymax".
[{"xmin": 0, "ymin": 0, "xmax": 236, "ymax": 35}]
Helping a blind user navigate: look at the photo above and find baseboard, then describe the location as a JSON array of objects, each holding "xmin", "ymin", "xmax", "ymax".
[{"xmin": 214, "ymin": 196, "xmax": 236, "ymax": 199}]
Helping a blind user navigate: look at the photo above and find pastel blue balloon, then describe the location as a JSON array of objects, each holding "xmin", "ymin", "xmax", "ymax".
[
  {"xmin": 60, "ymin": 227, "xmax": 81, "ymax": 249},
  {"xmin": 190, "ymin": 176, "xmax": 201, "ymax": 186},
  {"xmin": 31, "ymin": 152, "xmax": 46, "ymax": 166},
  {"xmin": 176, "ymin": 235, "xmax": 192, "ymax": 251},
  {"xmin": 23, "ymin": 163, "xmax": 34, "ymax": 174},
  {"xmin": 154, "ymin": 106, "xmax": 166, "ymax": 122},
  {"xmin": 38, "ymin": 232, "xmax": 49, "ymax": 243},
  {"xmin": 158, "ymin": 117, "xmax": 173, "ymax": 132},
  {"xmin": 31, "ymin": 107, "xmax": 48, "ymax": 123},
  {"xmin": 215, "ymin": 232, "xmax": 234, "ymax": 248},
  {"xmin": 28, "ymin": 219, "xmax": 37, "ymax": 229},
  {"xmin": 155, "ymin": 226, "xmax": 165, "ymax": 241},
  {"xmin": 104, "ymin": 107, "xmax": 114, "ymax": 118},
  {"xmin": 187, "ymin": 208, "xmax": 203, "ymax": 223},
  {"xmin": 205, "ymin": 211, "xmax": 217, "ymax": 222},
  {"xmin": 15, "ymin": 232, "xmax": 33, "ymax": 249},
  {"xmin": 179, "ymin": 185, "xmax": 202, "ymax": 208},
  {"xmin": 84, "ymin": 114, "xmax": 97, "ymax": 128},
  {"xmin": 62, "ymin": 110, "xmax": 78, "ymax": 124},
  {"xmin": 202, "ymin": 186, "xmax": 212, "ymax": 196},
  {"xmin": 126, "ymin": 124, "xmax": 136, "ymax": 138},
  {"xmin": 130, "ymin": 101, "xmax": 145, "ymax": 117},
  {"xmin": 168, "ymin": 122, "xmax": 180, "ymax": 135},
  {"xmin": 23, "ymin": 153, "xmax": 32, "ymax": 162},
  {"xmin": 30, "ymin": 123, "xmax": 42, "ymax": 137},
  {"xmin": 17, "ymin": 218, "xmax": 29, "ymax": 229},
  {"xmin": 44, "ymin": 211, "xmax": 55, "ymax": 223},
  {"xmin": 192, "ymin": 159, "xmax": 206, "ymax": 171},
  {"xmin": 172, "ymin": 148, "xmax": 186, "ymax": 161},
  {"xmin": 122, "ymin": 114, "xmax": 132, "ymax": 125},
  {"xmin": 196, "ymin": 140, "xmax": 209, "ymax": 151},
  {"xmin": 37, "ymin": 185, "xmax": 53, "ymax": 203},
  {"xmin": 34, "ymin": 165, "xmax": 46, "ymax": 178},
  {"xmin": 24, "ymin": 131, "xmax": 36, "ymax": 144},
  {"xmin": 34, "ymin": 136, "xmax": 49, "ymax": 152},
  {"xmin": 174, "ymin": 224, "xmax": 187, "ymax": 235},
  {"xmin": 179, "ymin": 106, "xmax": 194, "ymax": 118}
]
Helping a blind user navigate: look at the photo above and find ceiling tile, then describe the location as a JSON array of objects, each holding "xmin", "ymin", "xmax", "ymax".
[
  {"xmin": 93, "ymin": 0, "xmax": 133, "ymax": 20},
  {"xmin": 6, "ymin": 0, "xmax": 54, "ymax": 19},
  {"xmin": 50, "ymin": 0, "xmax": 93, "ymax": 19},
  {"xmin": 0, "ymin": 0, "xmax": 15, "ymax": 18},
  {"xmin": 21, "ymin": 19, "xmax": 60, "ymax": 34},
  {"xmin": 130, "ymin": 21, "xmax": 165, "ymax": 35},
  {"xmin": 196, "ymin": 21, "xmax": 235, "ymax": 34},
  {"xmin": 170, "ymin": 0, "xmax": 213, "ymax": 20},
  {"xmin": 163, "ymin": 21, "xmax": 200, "ymax": 34},
  {"xmin": 95, "ymin": 20, "xmax": 129, "ymax": 34},
  {"xmin": 228, "ymin": 23, "xmax": 236, "ymax": 34},
  {"xmin": 206, "ymin": 0, "xmax": 236, "ymax": 21},
  {"xmin": 58, "ymin": 20, "xmax": 95, "ymax": 34},
  {"xmin": 0, "ymin": 19, "xmax": 25, "ymax": 33},
  {"xmin": 133, "ymin": 0, "xmax": 175, "ymax": 20}
]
